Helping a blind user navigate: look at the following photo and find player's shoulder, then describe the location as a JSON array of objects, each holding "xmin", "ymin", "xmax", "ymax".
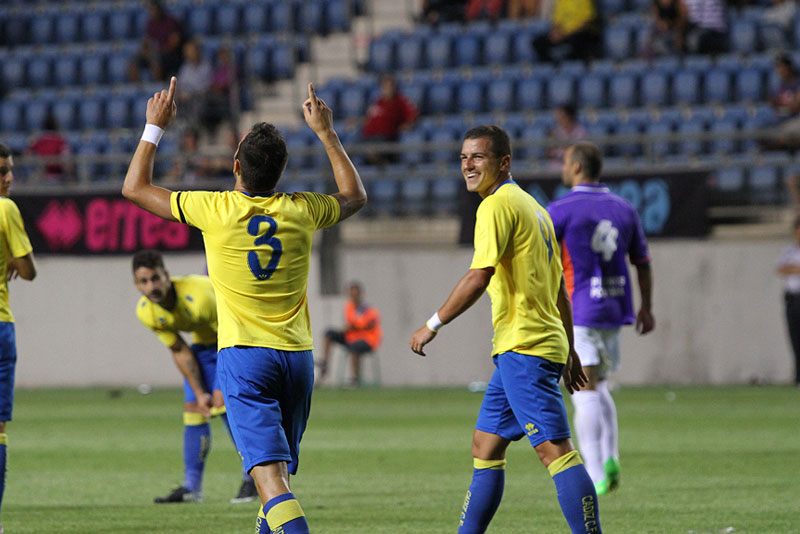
[
  {"xmin": 0, "ymin": 196, "xmax": 21, "ymax": 215},
  {"xmin": 135, "ymin": 295, "xmax": 155, "ymax": 321},
  {"xmin": 173, "ymin": 274, "xmax": 213, "ymax": 293}
]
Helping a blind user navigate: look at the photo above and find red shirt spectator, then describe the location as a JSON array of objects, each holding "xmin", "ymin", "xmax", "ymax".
[
  {"xmin": 362, "ymin": 76, "xmax": 418, "ymax": 141},
  {"xmin": 29, "ymin": 115, "xmax": 70, "ymax": 181}
]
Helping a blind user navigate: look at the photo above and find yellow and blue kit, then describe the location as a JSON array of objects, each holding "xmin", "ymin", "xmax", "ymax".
[{"xmin": 170, "ymin": 190, "xmax": 339, "ymax": 475}]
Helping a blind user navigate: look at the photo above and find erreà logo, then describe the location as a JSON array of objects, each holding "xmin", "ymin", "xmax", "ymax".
[
  {"xmin": 36, "ymin": 200, "xmax": 83, "ymax": 250},
  {"xmin": 525, "ymin": 422, "xmax": 538, "ymax": 436}
]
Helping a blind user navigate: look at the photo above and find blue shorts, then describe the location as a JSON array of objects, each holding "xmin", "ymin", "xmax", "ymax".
[
  {"xmin": 475, "ymin": 351, "xmax": 571, "ymax": 448},
  {"xmin": 0, "ymin": 322, "xmax": 17, "ymax": 422},
  {"xmin": 216, "ymin": 346, "xmax": 314, "ymax": 475},
  {"xmin": 183, "ymin": 344, "xmax": 219, "ymax": 403}
]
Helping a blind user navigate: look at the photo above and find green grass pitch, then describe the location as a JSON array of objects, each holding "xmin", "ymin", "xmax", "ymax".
[{"xmin": 2, "ymin": 385, "xmax": 799, "ymax": 533}]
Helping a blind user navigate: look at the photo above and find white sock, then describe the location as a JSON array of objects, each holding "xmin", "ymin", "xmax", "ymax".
[
  {"xmin": 571, "ymin": 389, "xmax": 605, "ymax": 483},
  {"xmin": 597, "ymin": 380, "xmax": 619, "ymax": 463}
]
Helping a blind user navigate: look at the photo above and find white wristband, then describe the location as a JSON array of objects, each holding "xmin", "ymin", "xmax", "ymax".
[
  {"xmin": 426, "ymin": 312, "xmax": 444, "ymax": 332},
  {"xmin": 141, "ymin": 124, "xmax": 165, "ymax": 146}
]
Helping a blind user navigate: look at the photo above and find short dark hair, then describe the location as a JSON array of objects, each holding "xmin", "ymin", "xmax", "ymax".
[
  {"xmin": 777, "ymin": 53, "xmax": 796, "ymax": 73},
  {"xmin": 569, "ymin": 142, "xmax": 603, "ymax": 179},
  {"xmin": 235, "ymin": 123, "xmax": 288, "ymax": 192},
  {"xmin": 0, "ymin": 143, "xmax": 11, "ymax": 159},
  {"xmin": 558, "ymin": 103, "xmax": 578, "ymax": 121},
  {"xmin": 463, "ymin": 125, "xmax": 511, "ymax": 158},
  {"xmin": 132, "ymin": 249, "xmax": 165, "ymax": 273}
]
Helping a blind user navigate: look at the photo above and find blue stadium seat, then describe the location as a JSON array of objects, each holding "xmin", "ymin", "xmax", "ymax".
[
  {"xmin": 30, "ymin": 12, "xmax": 56, "ymax": 45},
  {"xmin": 547, "ymin": 73, "xmax": 575, "ymax": 108},
  {"xmin": 677, "ymin": 118, "xmax": 706, "ymax": 155},
  {"xmin": 759, "ymin": 22, "xmax": 787, "ymax": 50},
  {"xmin": 367, "ymin": 178, "xmax": 400, "ymax": 214},
  {"xmin": 81, "ymin": 8, "xmax": 108, "ymax": 42},
  {"xmin": 748, "ymin": 165, "xmax": 780, "ymax": 199},
  {"xmin": 427, "ymin": 82, "xmax": 455, "ymax": 114},
  {"xmin": 641, "ymin": 71, "xmax": 669, "ymax": 107},
  {"xmin": 729, "ymin": 20, "xmax": 758, "ymax": 53},
  {"xmin": 340, "ymin": 84, "xmax": 367, "ymax": 118},
  {"xmin": 577, "ymin": 73, "xmax": 607, "ymax": 108},
  {"xmin": 2, "ymin": 55, "xmax": 27, "ymax": 89},
  {"xmin": 401, "ymin": 179, "xmax": 430, "ymax": 213},
  {"xmin": 715, "ymin": 167, "xmax": 745, "ymax": 191},
  {"xmin": 369, "ymin": 37, "xmax": 395, "ymax": 73},
  {"xmin": 269, "ymin": 1, "xmax": 294, "ymax": 32},
  {"xmin": 398, "ymin": 79, "xmax": 426, "ymax": 111},
  {"xmin": 426, "ymin": 33, "xmax": 452, "ymax": 70},
  {"xmin": 614, "ymin": 119, "xmax": 643, "ymax": 157},
  {"xmin": 296, "ymin": 1, "xmax": 325, "ymax": 33},
  {"xmin": 51, "ymin": 97, "xmax": 77, "ymax": 131},
  {"xmin": 671, "ymin": 70, "xmax": 700, "ymax": 105},
  {"xmin": 245, "ymin": 44, "xmax": 270, "ymax": 80},
  {"xmin": 27, "ymin": 55, "xmax": 52, "ymax": 88},
  {"xmin": 431, "ymin": 177, "xmax": 459, "ymax": 214},
  {"xmin": 487, "ymin": 78, "xmax": 515, "ymax": 112},
  {"xmin": 24, "ymin": 100, "xmax": 50, "ymax": 131},
  {"xmin": 735, "ymin": 68, "xmax": 764, "ymax": 102},
  {"xmin": 108, "ymin": 8, "xmax": 134, "ymax": 40},
  {"xmin": 599, "ymin": 0, "xmax": 627, "ymax": 14},
  {"xmin": 517, "ymin": 76, "xmax": 545, "ymax": 111},
  {"xmin": 703, "ymin": 68, "xmax": 731, "ymax": 103},
  {"xmin": 516, "ymin": 124, "xmax": 548, "ymax": 161},
  {"xmin": 284, "ymin": 130, "xmax": 311, "ymax": 170},
  {"xmin": 0, "ymin": 101, "xmax": 22, "ymax": 132},
  {"xmin": 399, "ymin": 128, "xmax": 428, "ymax": 166},
  {"xmin": 454, "ymin": 33, "xmax": 482, "ymax": 67},
  {"xmin": 187, "ymin": 5, "xmax": 214, "ymax": 36},
  {"xmin": 396, "ymin": 33, "xmax": 424, "ymax": 71},
  {"xmin": 242, "ymin": 4, "xmax": 269, "ymax": 33},
  {"xmin": 271, "ymin": 43, "xmax": 295, "ymax": 79},
  {"xmin": 456, "ymin": 80, "xmax": 484, "ymax": 113},
  {"xmin": 80, "ymin": 53, "xmax": 106, "ymax": 86},
  {"xmin": 107, "ymin": 53, "xmax": 130, "ymax": 85},
  {"xmin": 429, "ymin": 127, "xmax": 459, "ymax": 163},
  {"xmin": 216, "ymin": 4, "xmax": 241, "ymax": 34},
  {"xmin": 106, "ymin": 95, "xmax": 132, "ymax": 129},
  {"xmin": 604, "ymin": 25, "xmax": 632, "ymax": 60},
  {"xmin": 683, "ymin": 55, "xmax": 713, "ymax": 73},
  {"xmin": 78, "ymin": 96, "xmax": 105, "ymax": 129},
  {"xmin": 646, "ymin": 117, "xmax": 674, "ymax": 158},
  {"xmin": 608, "ymin": 72, "xmax": 638, "ymax": 108},
  {"xmin": 484, "ymin": 32, "xmax": 512, "ymax": 65},
  {"xmin": 54, "ymin": 55, "xmax": 80, "ymax": 87},
  {"xmin": 709, "ymin": 118, "xmax": 739, "ymax": 154},
  {"xmin": 3, "ymin": 14, "xmax": 28, "ymax": 46},
  {"xmin": 326, "ymin": 0, "xmax": 351, "ymax": 32},
  {"xmin": 56, "ymin": 11, "xmax": 81, "ymax": 44},
  {"xmin": 512, "ymin": 28, "xmax": 537, "ymax": 63}
]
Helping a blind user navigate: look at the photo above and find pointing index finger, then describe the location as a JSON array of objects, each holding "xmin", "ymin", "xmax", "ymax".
[{"xmin": 167, "ymin": 76, "xmax": 177, "ymax": 101}]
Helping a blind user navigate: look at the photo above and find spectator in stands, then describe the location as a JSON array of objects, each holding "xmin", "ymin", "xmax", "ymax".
[
  {"xmin": 166, "ymin": 126, "xmax": 238, "ymax": 184},
  {"xmin": 775, "ymin": 215, "xmax": 800, "ymax": 388},
  {"xmin": 681, "ymin": 0, "xmax": 728, "ymax": 55},
  {"xmin": 361, "ymin": 74, "xmax": 418, "ymax": 165},
  {"xmin": 130, "ymin": 0, "xmax": 184, "ymax": 81},
  {"xmin": 176, "ymin": 40, "xmax": 212, "ymax": 131},
  {"xmin": 507, "ymin": 0, "xmax": 544, "ymax": 19},
  {"xmin": 203, "ymin": 46, "xmax": 240, "ymax": 135},
  {"xmin": 643, "ymin": 0, "xmax": 687, "ymax": 57},
  {"xmin": 317, "ymin": 281, "xmax": 382, "ymax": 386},
  {"xmin": 763, "ymin": 0, "xmax": 798, "ymax": 33},
  {"xmin": 532, "ymin": 0, "xmax": 603, "ymax": 63},
  {"xmin": 548, "ymin": 104, "xmax": 587, "ymax": 166},
  {"xmin": 765, "ymin": 54, "xmax": 800, "ymax": 148},
  {"xmin": 28, "ymin": 114, "xmax": 71, "ymax": 182},
  {"xmin": 420, "ymin": 0, "xmax": 467, "ymax": 24},
  {"xmin": 465, "ymin": 0, "xmax": 507, "ymax": 21}
]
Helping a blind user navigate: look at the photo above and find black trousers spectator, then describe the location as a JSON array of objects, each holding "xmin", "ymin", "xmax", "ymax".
[
  {"xmin": 533, "ymin": 30, "xmax": 603, "ymax": 63},
  {"xmin": 784, "ymin": 292, "xmax": 800, "ymax": 385}
]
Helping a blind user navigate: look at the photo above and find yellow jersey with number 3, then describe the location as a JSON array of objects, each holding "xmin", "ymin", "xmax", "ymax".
[
  {"xmin": 170, "ymin": 190, "xmax": 340, "ymax": 350},
  {"xmin": 136, "ymin": 275, "xmax": 218, "ymax": 348},
  {"xmin": 0, "ymin": 197, "xmax": 33, "ymax": 323},
  {"xmin": 469, "ymin": 182, "xmax": 568, "ymax": 363}
]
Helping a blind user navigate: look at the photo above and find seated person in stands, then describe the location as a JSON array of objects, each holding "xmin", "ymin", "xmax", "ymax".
[
  {"xmin": 682, "ymin": 0, "xmax": 728, "ymax": 55},
  {"xmin": 548, "ymin": 104, "xmax": 587, "ymax": 167},
  {"xmin": 765, "ymin": 54, "xmax": 800, "ymax": 149},
  {"xmin": 28, "ymin": 114, "xmax": 72, "ymax": 182},
  {"xmin": 644, "ymin": 0, "xmax": 687, "ymax": 57},
  {"xmin": 420, "ymin": 0, "xmax": 467, "ymax": 24},
  {"xmin": 361, "ymin": 75, "xmax": 418, "ymax": 165},
  {"xmin": 318, "ymin": 282, "xmax": 382, "ymax": 386},
  {"xmin": 533, "ymin": 0, "xmax": 603, "ymax": 63}
]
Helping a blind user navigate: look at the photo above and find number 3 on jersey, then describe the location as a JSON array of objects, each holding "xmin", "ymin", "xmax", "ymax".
[{"xmin": 247, "ymin": 215, "xmax": 283, "ymax": 280}]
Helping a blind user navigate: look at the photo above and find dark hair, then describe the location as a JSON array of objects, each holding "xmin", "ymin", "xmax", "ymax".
[
  {"xmin": 569, "ymin": 142, "xmax": 603, "ymax": 179},
  {"xmin": 463, "ymin": 125, "xmax": 511, "ymax": 158},
  {"xmin": 777, "ymin": 53, "xmax": 796, "ymax": 74},
  {"xmin": 0, "ymin": 143, "xmax": 11, "ymax": 159},
  {"xmin": 43, "ymin": 113, "xmax": 58, "ymax": 132},
  {"xmin": 235, "ymin": 123, "xmax": 288, "ymax": 192},
  {"xmin": 132, "ymin": 249, "xmax": 165, "ymax": 273},
  {"xmin": 558, "ymin": 103, "xmax": 578, "ymax": 121}
]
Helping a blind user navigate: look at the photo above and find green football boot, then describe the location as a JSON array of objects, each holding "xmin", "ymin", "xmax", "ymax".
[{"xmin": 604, "ymin": 457, "xmax": 621, "ymax": 492}]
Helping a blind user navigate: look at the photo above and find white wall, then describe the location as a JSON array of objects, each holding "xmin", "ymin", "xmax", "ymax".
[{"xmin": 12, "ymin": 239, "xmax": 795, "ymax": 388}]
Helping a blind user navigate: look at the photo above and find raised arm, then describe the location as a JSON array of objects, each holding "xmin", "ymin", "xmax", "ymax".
[
  {"xmin": 121, "ymin": 77, "xmax": 179, "ymax": 222},
  {"xmin": 409, "ymin": 267, "xmax": 494, "ymax": 357},
  {"xmin": 302, "ymin": 83, "xmax": 367, "ymax": 221}
]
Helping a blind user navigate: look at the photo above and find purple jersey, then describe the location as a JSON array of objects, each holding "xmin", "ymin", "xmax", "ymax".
[{"xmin": 548, "ymin": 183, "xmax": 650, "ymax": 328}]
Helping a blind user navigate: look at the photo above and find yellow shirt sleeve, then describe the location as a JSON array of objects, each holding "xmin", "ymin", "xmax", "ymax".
[
  {"xmin": 292, "ymin": 192, "xmax": 341, "ymax": 229},
  {"xmin": 171, "ymin": 190, "xmax": 216, "ymax": 229},
  {"xmin": 470, "ymin": 195, "xmax": 514, "ymax": 270},
  {"xmin": 135, "ymin": 299, "xmax": 179, "ymax": 348},
  {"xmin": 3, "ymin": 200, "xmax": 33, "ymax": 258}
]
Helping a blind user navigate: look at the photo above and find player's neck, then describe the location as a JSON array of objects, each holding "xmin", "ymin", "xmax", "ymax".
[{"xmin": 573, "ymin": 176, "xmax": 599, "ymax": 187}]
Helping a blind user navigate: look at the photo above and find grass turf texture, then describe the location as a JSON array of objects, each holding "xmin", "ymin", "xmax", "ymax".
[{"xmin": 2, "ymin": 386, "xmax": 799, "ymax": 533}]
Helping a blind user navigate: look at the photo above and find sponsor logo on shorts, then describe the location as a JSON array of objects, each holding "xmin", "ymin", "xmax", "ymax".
[{"xmin": 525, "ymin": 422, "xmax": 539, "ymax": 436}]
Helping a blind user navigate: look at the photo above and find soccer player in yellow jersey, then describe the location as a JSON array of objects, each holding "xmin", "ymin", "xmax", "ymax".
[
  {"xmin": 410, "ymin": 126, "xmax": 602, "ymax": 534},
  {"xmin": 132, "ymin": 249, "xmax": 256, "ymax": 504},
  {"xmin": 122, "ymin": 78, "xmax": 366, "ymax": 533},
  {"xmin": 0, "ymin": 143, "xmax": 37, "ymax": 534}
]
